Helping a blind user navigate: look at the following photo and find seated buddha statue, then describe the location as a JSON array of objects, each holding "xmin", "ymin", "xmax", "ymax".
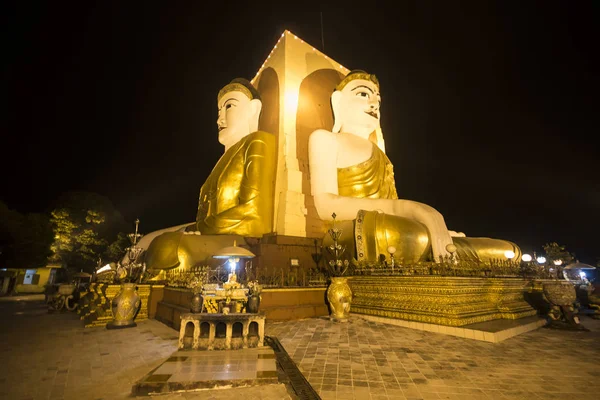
[
  {"xmin": 144, "ymin": 78, "xmax": 276, "ymax": 270},
  {"xmin": 308, "ymin": 70, "xmax": 520, "ymax": 264}
]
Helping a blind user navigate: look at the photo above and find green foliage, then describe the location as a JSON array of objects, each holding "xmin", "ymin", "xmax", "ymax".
[
  {"xmin": 49, "ymin": 191, "xmax": 129, "ymax": 238},
  {"xmin": 103, "ymin": 232, "xmax": 130, "ymax": 263},
  {"xmin": 49, "ymin": 209, "xmax": 77, "ymax": 258},
  {"xmin": 542, "ymin": 242, "xmax": 574, "ymax": 265},
  {"xmin": 49, "ymin": 208, "xmax": 107, "ymax": 271},
  {"xmin": 0, "ymin": 201, "xmax": 54, "ymax": 269},
  {"xmin": 48, "ymin": 191, "xmax": 130, "ymax": 273}
]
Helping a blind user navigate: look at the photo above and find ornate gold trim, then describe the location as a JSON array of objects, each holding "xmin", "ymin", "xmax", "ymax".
[
  {"xmin": 355, "ymin": 210, "xmax": 366, "ymax": 261},
  {"xmin": 348, "ymin": 276, "xmax": 536, "ymax": 326},
  {"xmin": 336, "ymin": 70, "xmax": 380, "ymax": 92},
  {"xmin": 218, "ymin": 83, "xmax": 254, "ymax": 102}
]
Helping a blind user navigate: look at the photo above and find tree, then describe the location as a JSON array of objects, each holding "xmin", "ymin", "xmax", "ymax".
[
  {"xmin": 48, "ymin": 191, "xmax": 129, "ymax": 273},
  {"xmin": 48, "ymin": 209, "xmax": 77, "ymax": 261},
  {"xmin": 542, "ymin": 242, "xmax": 575, "ymax": 266},
  {"xmin": 49, "ymin": 208, "xmax": 108, "ymax": 271},
  {"xmin": 49, "ymin": 191, "xmax": 128, "ymax": 241},
  {"xmin": 0, "ymin": 201, "xmax": 54, "ymax": 269},
  {"xmin": 103, "ymin": 232, "xmax": 131, "ymax": 264}
]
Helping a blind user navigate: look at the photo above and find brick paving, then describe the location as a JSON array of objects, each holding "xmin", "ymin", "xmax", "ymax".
[
  {"xmin": 266, "ymin": 316, "xmax": 600, "ymax": 400},
  {"xmin": 0, "ymin": 299, "xmax": 292, "ymax": 400},
  {"xmin": 1, "ymin": 297, "xmax": 599, "ymax": 400}
]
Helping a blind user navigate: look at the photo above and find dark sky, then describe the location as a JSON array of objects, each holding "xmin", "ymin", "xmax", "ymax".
[{"xmin": 2, "ymin": 3, "xmax": 599, "ymax": 263}]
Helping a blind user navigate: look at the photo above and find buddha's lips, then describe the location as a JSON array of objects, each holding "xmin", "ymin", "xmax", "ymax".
[
  {"xmin": 218, "ymin": 126, "xmax": 226, "ymax": 131},
  {"xmin": 365, "ymin": 110, "xmax": 379, "ymax": 119}
]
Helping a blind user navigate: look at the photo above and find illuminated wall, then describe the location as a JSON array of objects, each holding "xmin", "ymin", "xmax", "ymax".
[{"xmin": 252, "ymin": 30, "xmax": 349, "ymax": 238}]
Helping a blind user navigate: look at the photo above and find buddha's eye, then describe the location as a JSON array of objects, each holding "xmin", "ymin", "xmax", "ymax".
[
  {"xmin": 357, "ymin": 91, "xmax": 370, "ymax": 99},
  {"xmin": 225, "ymin": 103, "xmax": 234, "ymax": 110}
]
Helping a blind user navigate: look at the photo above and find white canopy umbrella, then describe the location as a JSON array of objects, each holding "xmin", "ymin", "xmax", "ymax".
[{"xmin": 563, "ymin": 261, "xmax": 596, "ymax": 270}]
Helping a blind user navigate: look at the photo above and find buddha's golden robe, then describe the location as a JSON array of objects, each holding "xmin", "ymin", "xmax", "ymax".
[
  {"xmin": 330, "ymin": 143, "xmax": 520, "ymax": 263},
  {"xmin": 145, "ymin": 131, "xmax": 276, "ymax": 270},
  {"xmin": 196, "ymin": 130, "xmax": 275, "ymax": 236},
  {"xmin": 337, "ymin": 143, "xmax": 398, "ymax": 200}
]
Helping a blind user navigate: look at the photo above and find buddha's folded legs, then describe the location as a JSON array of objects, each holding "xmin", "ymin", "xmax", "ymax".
[
  {"xmin": 451, "ymin": 237, "xmax": 521, "ymax": 263},
  {"xmin": 145, "ymin": 232, "xmax": 247, "ymax": 271},
  {"xmin": 324, "ymin": 210, "xmax": 521, "ymax": 265},
  {"xmin": 325, "ymin": 210, "xmax": 431, "ymax": 264}
]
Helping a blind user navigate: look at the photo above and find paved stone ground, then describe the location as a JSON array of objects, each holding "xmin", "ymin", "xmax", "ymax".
[
  {"xmin": 267, "ymin": 316, "xmax": 600, "ymax": 400},
  {"xmin": 1, "ymin": 297, "xmax": 599, "ymax": 400},
  {"xmin": 0, "ymin": 299, "xmax": 292, "ymax": 400}
]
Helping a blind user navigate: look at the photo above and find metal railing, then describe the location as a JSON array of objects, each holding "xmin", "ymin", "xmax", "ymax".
[
  {"xmin": 161, "ymin": 257, "xmax": 555, "ymax": 290},
  {"xmin": 164, "ymin": 264, "xmax": 327, "ymax": 289},
  {"xmin": 351, "ymin": 257, "xmax": 553, "ymax": 279}
]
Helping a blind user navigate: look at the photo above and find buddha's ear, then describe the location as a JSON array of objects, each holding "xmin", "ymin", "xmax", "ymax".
[
  {"xmin": 331, "ymin": 90, "xmax": 342, "ymax": 133},
  {"xmin": 248, "ymin": 99, "xmax": 262, "ymax": 133},
  {"xmin": 249, "ymin": 98, "xmax": 262, "ymax": 119},
  {"xmin": 248, "ymin": 98, "xmax": 262, "ymax": 132}
]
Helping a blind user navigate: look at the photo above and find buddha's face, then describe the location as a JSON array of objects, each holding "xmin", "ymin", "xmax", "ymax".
[
  {"xmin": 332, "ymin": 78, "xmax": 381, "ymax": 138},
  {"xmin": 217, "ymin": 91, "xmax": 261, "ymax": 149}
]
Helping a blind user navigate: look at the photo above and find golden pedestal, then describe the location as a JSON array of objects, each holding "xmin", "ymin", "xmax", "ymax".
[{"xmin": 349, "ymin": 276, "xmax": 536, "ymax": 326}]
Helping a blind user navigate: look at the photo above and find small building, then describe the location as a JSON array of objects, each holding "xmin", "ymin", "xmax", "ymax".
[{"xmin": 0, "ymin": 264, "xmax": 67, "ymax": 295}]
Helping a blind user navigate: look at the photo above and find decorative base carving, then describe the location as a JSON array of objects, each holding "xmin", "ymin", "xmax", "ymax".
[
  {"xmin": 179, "ymin": 313, "xmax": 265, "ymax": 351},
  {"xmin": 76, "ymin": 283, "xmax": 151, "ymax": 328},
  {"xmin": 349, "ymin": 276, "xmax": 537, "ymax": 326}
]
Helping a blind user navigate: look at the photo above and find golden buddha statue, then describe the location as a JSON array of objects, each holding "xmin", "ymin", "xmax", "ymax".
[
  {"xmin": 309, "ymin": 70, "xmax": 520, "ymax": 264},
  {"xmin": 144, "ymin": 79, "xmax": 276, "ymax": 270}
]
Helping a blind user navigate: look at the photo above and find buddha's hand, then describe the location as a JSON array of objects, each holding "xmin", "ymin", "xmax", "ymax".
[{"xmin": 392, "ymin": 200, "xmax": 456, "ymax": 263}]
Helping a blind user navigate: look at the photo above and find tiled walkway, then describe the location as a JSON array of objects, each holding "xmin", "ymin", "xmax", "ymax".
[
  {"xmin": 0, "ymin": 299, "xmax": 291, "ymax": 399},
  {"xmin": 1, "ymin": 297, "xmax": 599, "ymax": 399},
  {"xmin": 267, "ymin": 316, "xmax": 600, "ymax": 400}
]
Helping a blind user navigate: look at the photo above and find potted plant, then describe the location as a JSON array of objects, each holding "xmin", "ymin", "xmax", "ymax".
[
  {"xmin": 187, "ymin": 266, "xmax": 209, "ymax": 313},
  {"xmin": 246, "ymin": 280, "xmax": 263, "ymax": 313}
]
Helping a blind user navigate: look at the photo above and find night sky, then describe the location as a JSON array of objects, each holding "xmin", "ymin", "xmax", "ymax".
[{"xmin": 3, "ymin": 3, "xmax": 599, "ymax": 263}]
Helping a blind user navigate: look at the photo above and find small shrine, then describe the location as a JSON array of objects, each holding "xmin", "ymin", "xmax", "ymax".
[
  {"xmin": 179, "ymin": 241, "xmax": 265, "ymax": 351},
  {"xmin": 201, "ymin": 240, "xmax": 254, "ymax": 313}
]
